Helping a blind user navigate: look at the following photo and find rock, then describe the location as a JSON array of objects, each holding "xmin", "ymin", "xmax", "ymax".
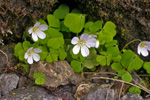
[
  {"xmin": 18, "ymin": 76, "xmax": 27, "ymax": 88},
  {"xmin": 120, "ymin": 92, "xmax": 144, "ymax": 100},
  {"xmin": 81, "ymin": 87, "xmax": 118, "ymax": 100},
  {"xmin": 0, "ymin": 73, "xmax": 19, "ymax": 97},
  {"xmin": 0, "ymin": 43, "xmax": 16, "ymax": 73},
  {"xmin": 29, "ymin": 61, "xmax": 84, "ymax": 88},
  {"xmin": 1, "ymin": 86, "xmax": 62, "ymax": 100}
]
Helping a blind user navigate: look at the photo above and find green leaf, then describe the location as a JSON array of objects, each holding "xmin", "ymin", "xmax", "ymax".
[
  {"xmin": 48, "ymin": 28, "xmax": 63, "ymax": 38},
  {"xmin": 14, "ymin": 43, "xmax": 23, "ymax": 57},
  {"xmin": 111, "ymin": 63, "xmax": 122, "ymax": 72},
  {"xmin": 47, "ymin": 37, "xmax": 64, "ymax": 49},
  {"xmin": 71, "ymin": 60, "xmax": 81, "ymax": 73},
  {"xmin": 127, "ymin": 57, "xmax": 143, "ymax": 72},
  {"xmin": 112, "ymin": 55, "xmax": 122, "ymax": 62},
  {"xmin": 143, "ymin": 62, "xmax": 150, "ymax": 74},
  {"xmin": 59, "ymin": 48, "xmax": 67, "ymax": 60},
  {"xmin": 122, "ymin": 72, "xmax": 132, "ymax": 82},
  {"xmin": 89, "ymin": 20, "xmax": 102, "ymax": 32},
  {"xmin": 60, "ymin": 21, "xmax": 70, "ymax": 32},
  {"xmin": 84, "ymin": 21, "xmax": 93, "ymax": 28},
  {"xmin": 71, "ymin": 9, "xmax": 81, "ymax": 13},
  {"xmin": 18, "ymin": 50, "xmax": 25, "ymax": 61},
  {"xmin": 64, "ymin": 13, "xmax": 85, "ymax": 33},
  {"xmin": 39, "ymin": 52, "xmax": 48, "ymax": 61},
  {"xmin": 53, "ymin": 4, "xmax": 69, "ymax": 19},
  {"xmin": 23, "ymin": 41, "xmax": 32, "ymax": 51},
  {"xmin": 33, "ymin": 72, "xmax": 45, "ymax": 85},
  {"xmin": 103, "ymin": 21, "xmax": 116, "ymax": 37},
  {"xmin": 46, "ymin": 53, "xmax": 58, "ymax": 63},
  {"xmin": 84, "ymin": 49, "xmax": 98, "ymax": 69},
  {"xmin": 118, "ymin": 70, "xmax": 126, "ymax": 75},
  {"xmin": 129, "ymin": 86, "xmax": 141, "ymax": 94},
  {"xmin": 96, "ymin": 55, "xmax": 106, "ymax": 66},
  {"xmin": 107, "ymin": 47, "xmax": 120, "ymax": 57},
  {"xmin": 121, "ymin": 50, "xmax": 136, "ymax": 68},
  {"xmin": 47, "ymin": 14, "xmax": 60, "ymax": 28},
  {"xmin": 105, "ymin": 40, "xmax": 118, "ymax": 48},
  {"xmin": 107, "ymin": 54, "xmax": 112, "ymax": 66}
]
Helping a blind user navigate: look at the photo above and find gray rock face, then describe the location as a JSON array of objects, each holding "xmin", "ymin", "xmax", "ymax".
[
  {"xmin": 82, "ymin": 88, "xmax": 118, "ymax": 100},
  {"xmin": 121, "ymin": 92, "xmax": 148, "ymax": 100},
  {"xmin": 0, "ymin": 73, "xmax": 19, "ymax": 97},
  {"xmin": 29, "ymin": 61, "xmax": 84, "ymax": 88},
  {"xmin": 1, "ymin": 86, "xmax": 62, "ymax": 100}
]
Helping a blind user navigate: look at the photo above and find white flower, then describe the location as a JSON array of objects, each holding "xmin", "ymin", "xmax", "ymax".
[
  {"xmin": 24, "ymin": 47, "xmax": 42, "ymax": 64},
  {"xmin": 28, "ymin": 22, "xmax": 48, "ymax": 41},
  {"xmin": 71, "ymin": 34, "xmax": 97, "ymax": 57},
  {"xmin": 137, "ymin": 41, "xmax": 150, "ymax": 57}
]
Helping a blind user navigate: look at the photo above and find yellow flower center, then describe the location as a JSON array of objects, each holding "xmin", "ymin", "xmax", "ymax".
[
  {"xmin": 140, "ymin": 42, "xmax": 147, "ymax": 48},
  {"xmin": 32, "ymin": 26, "xmax": 39, "ymax": 33},
  {"xmin": 78, "ymin": 39, "xmax": 86, "ymax": 47},
  {"xmin": 27, "ymin": 50, "xmax": 34, "ymax": 57}
]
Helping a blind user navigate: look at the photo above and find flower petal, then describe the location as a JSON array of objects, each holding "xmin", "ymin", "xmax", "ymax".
[
  {"xmin": 24, "ymin": 52, "xmax": 28, "ymax": 59},
  {"xmin": 146, "ymin": 42, "xmax": 150, "ymax": 51},
  {"xmin": 33, "ymin": 48, "xmax": 42, "ymax": 53},
  {"xmin": 39, "ymin": 25, "xmax": 48, "ymax": 31},
  {"xmin": 73, "ymin": 45, "xmax": 80, "ymax": 54},
  {"xmin": 28, "ymin": 56, "xmax": 33, "ymax": 64},
  {"xmin": 28, "ymin": 28, "xmax": 33, "ymax": 34},
  {"xmin": 33, "ymin": 53, "xmax": 40, "ymax": 62},
  {"xmin": 137, "ymin": 44, "xmax": 142, "ymax": 55},
  {"xmin": 96, "ymin": 40, "xmax": 100, "ymax": 48},
  {"xmin": 71, "ymin": 37, "xmax": 79, "ymax": 44},
  {"xmin": 88, "ymin": 35, "xmax": 97, "ymax": 38},
  {"xmin": 141, "ymin": 48, "xmax": 149, "ymax": 57},
  {"xmin": 80, "ymin": 34, "xmax": 89, "ymax": 40},
  {"xmin": 86, "ymin": 38, "xmax": 96, "ymax": 48},
  {"xmin": 34, "ymin": 22, "xmax": 40, "ymax": 27},
  {"xmin": 36, "ymin": 31, "xmax": 46, "ymax": 39},
  {"xmin": 32, "ymin": 33, "xmax": 38, "ymax": 41},
  {"xmin": 27, "ymin": 47, "xmax": 34, "ymax": 51},
  {"xmin": 81, "ymin": 46, "xmax": 89, "ymax": 57}
]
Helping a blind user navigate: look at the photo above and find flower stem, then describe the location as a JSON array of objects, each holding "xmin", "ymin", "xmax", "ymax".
[{"xmin": 120, "ymin": 39, "xmax": 142, "ymax": 53}]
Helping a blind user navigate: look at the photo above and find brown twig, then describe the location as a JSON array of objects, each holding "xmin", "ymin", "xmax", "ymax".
[
  {"xmin": 119, "ymin": 82, "xmax": 124, "ymax": 100},
  {"xmin": 0, "ymin": 49, "xmax": 8, "ymax": 63},
  {"xmin": 92, "ymin": 77, "xmax": 150, "ymax": 94}
]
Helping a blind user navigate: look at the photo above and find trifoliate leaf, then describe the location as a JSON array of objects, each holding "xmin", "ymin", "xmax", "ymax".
[
  {"xmin": 23, "ymin": 41, "xmax": 32, "ymax": 51},
  {"xmin": 111, "ymin": 63, "xmax": 122, "ymax": 72},
  {"xmin": 143, "ymin": 62, "xmax": 150, "ymax": 74},
  {"xmin": 47, "ymin": 14, "xmax": 60, "ymax": 28},
  {"xmin": 71, "ymin": 9, "xmax": 81, "ymax": 13},
  {"xmin": 84, "ymin": 49, "xmax": 98, "ymax": 69},
  {"xmin": 59, "ymin": 48, "xmax": 67, "ymax": 60},
  {"xmin": 121, "ymin": 50, "xmax": 136, "ymax": 68},
  {"xmin": 107, "ymin": 47, "xmax": 120, "ymax": 57},
  {"xmin": 89, "ymin": 20, "xmax": 102, "ymax": 32},
  {"xmin": 71, "ymin": 60, "xmax": 81, "ymax": 73},
  {"xmin": 84, "ymin": 21, "xmax": 93, "ymax": 28},
  {"xmin": 105, "ymin": 40, "xmax": 118, "ymax": 48},
  {"xmin": 60, "ymin": 21, "xmax": 70, "ymax": 32},
  {"xmin": 122, "ymin": 72, "xmax": 132, "ymax": 82},
  {"xmin": 64, "ymin": 13, "xmax": 85, "ymax": 33},
  {"xmin": 18, "ymin": 50, "xmax": 25, "ymax": 61},
  {"xmin": 107, "ymin": 54, "xmax": 112, "ymax": 66},
  {"xmin": 48, "ymin": 28, "xmax": 63, "ymax": 38},
  {"xmin": 33, "ymin": 72, "xmax": 45, "ymax": 85},
  {"xmin": 53, "ymin": 4, "xmax": 69, "ymax": 19},
  {"xmin": 128, "ymin": 57, "xmax": 143, "ymax": 72},
  {"xmin": 129, "ymin": 86, "xmax": 141, "ymax": 94},
  {"xmin": 14, "ymin": 43, "xmax": 23, "ymax": 57},
  {"xmin": 47, "ymin": 37, "xmax": 64, "ymax": 49},
  {"xmin": 112, "ymin": 55, "xmax": 122, "ymax": 62},
  {"xmin": 96, "ymin": 55, "xmax": 106, "ymax": 66}
]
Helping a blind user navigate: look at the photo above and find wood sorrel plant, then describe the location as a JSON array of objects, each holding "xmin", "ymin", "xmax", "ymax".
[{"xmin": 14, "ymin": 4, "xmax": 150, "ymax": 94}]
